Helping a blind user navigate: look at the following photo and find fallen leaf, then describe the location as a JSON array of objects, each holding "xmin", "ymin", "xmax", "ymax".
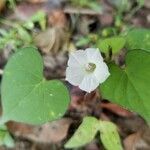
[
  {"xmin": 69, "ymin": 87, "xmax": 101, "ymax": 119},
  {"xmin": 7, "ymin": 122, "xmax": 34, "ymax": 136},
  {"xmin": 48, "ymin": 9, "xmax": 68, "ymax": 28},
  {"xmin": 124, "ymin": 126, "xmax": 150, "ymax": 150},
  {"xmin": 14, "ymin": 1, "xmax": 62, "ymax": 21},
  {"xmin": 7, "ymin": 118, "xmax": 72, "ymax": 143},
  {"xmin": 34, "ymin": 28, "xmax": 56, "ymax": 53},
  {"xmin": 144, "ymin": 0, "xmax": 150, "ymax": 8},
  {"xmin": 14, "ymin": 2, "xmax": 46, "ymax": 21},
  {"xmin": 101, "ymin": 102, "xmax": 134, "ymax": 117},
  {"xmin": 30, "ymin": 118, "xmax": 73, "ymax": 143},
  {"xmin": 124, "ymin": 132, "xmax": 141, "ymax": 150},
  {"xmin": 99, "ymin": 13, "xmax": 113, "ymax": 26},
  {"xmin": 0, "ymin": 0, "xmax": 5, "ymax": 12},
  {"xmin": 34, "ymin": 27, "xmax": 69, "ymax": 53}
]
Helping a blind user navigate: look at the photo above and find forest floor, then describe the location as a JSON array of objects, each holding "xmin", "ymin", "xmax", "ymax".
[{"xmin": 0, "ymin": 0, "xmax": 150, "ymax": 150}]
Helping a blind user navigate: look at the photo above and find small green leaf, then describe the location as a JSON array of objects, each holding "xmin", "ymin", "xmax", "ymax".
[
  {"xmin": 100, "ymin": 50, "xmax": 150, "ymax": 122},
  {"xmin": 30, "ymin": 11, "xmax": 46, "ymax": 30},
  {"xmin": 97, "ymin": 36, "xmax": 126, "ymax": 54},
  {"xmin": 0, "ymin": 125, "xmax": 15, "ymax": 148},
  {"xmin": 65, "ymin": 117, "xmax": 123, "ymax": 149},
  {"xmin": 107, "ymin": 0, "xmax": 131, "ymax": 12},
  {"xmin": 76, "ymin": 37, "xmax": 90, "ymax": 47},
  {"xmin": 126, "ymin": 28, "xmax": 150, "ymax": 51},
  {"xmin": 1, "ymin": 47, "xmax": 70, "ymax": 125},
  {"xmin": 65, "ymin": 116, "xmax": 99, "ymax": 148},
  {"xmin": 17, "ymin": 26, "xmax": 32, "ymax": 43},
  {"xmin": 136, "ymin": 0, "xmax": 144, "ymax": 7},
  {"xmin": 99, "ymin": 121, "xmax": 123, "ymax": 150},
  {"xmin": 3, "ymin": 133, "xmax": 15, "ymax": 148}
]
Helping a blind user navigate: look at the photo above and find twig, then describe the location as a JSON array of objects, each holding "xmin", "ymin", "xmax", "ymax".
[
  {"xmin": 0, "ymin": 69, "xmax": 3, "ymax": 75},
  {"xmin": 50, "ymin": 76, "xmax": 65, "ymax": 80},
  {"xmin": 64, "ymin": 6, "xmax": 102, "ymax": 15}
]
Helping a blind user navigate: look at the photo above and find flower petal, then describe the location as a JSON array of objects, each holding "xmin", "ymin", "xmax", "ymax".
[
  {"xmin": 66, "ymin": 66, "xmax": 85, "ymax": 86},
  {"xmin": 68, "ymin": 50, "xmax": 88, "ymax": 67},
  {"xmin": 79, "ymin": 74, "xmax": 99, "ymax": 93},
  {"xmin": 94, "ymin": 62, "xmax": 110, "ymax": 84},
  {"xmin": 85, "ymin": 48, "xmax": 103, "ymax": 63}
]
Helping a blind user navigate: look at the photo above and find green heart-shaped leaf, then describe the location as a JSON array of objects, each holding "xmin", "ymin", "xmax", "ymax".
[
  {"xmin": 1, "ymin": 47, "xmax": 70, "ymax": 125},
  {"xmin": 100, "ymin": 50, "xmax": 150, "ymax": 122},
  {"xmin": 97, "ymin": 36, "xmax": 126, "ymax": 54},
  {"xmin": 126, "ymin": 28, "xmax": 150, "ymax": 51}
]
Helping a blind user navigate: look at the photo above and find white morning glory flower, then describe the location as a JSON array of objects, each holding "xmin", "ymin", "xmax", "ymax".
[{"xmin": 66, "ymin": 48, "xmax": 110, "ymax": 93}]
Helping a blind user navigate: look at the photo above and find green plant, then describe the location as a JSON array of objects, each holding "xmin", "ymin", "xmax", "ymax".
[
  {"xmin": 0, "ymin": 11, "xmax": 46, "ymax": 51},
  {"xmin": 0, "ymin": 28, "xmax": 150, "ymax": 149},
  {"xmin": 69, "ymin": 0, "xmax": 102, "ymax": 11}
]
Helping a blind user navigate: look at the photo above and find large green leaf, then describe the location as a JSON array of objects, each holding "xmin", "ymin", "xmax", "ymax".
[
  {"xmin": 100, "ymin": 50, "xmax": 150, "ymax": 122},
  {"xmin": 99, "ymin": 121, "xmax": 123, "ymax": 150},
  {"xmin": 126, "ymin": 28, "xmax": 150, "ymax": 51},
  {"xmin": 65, "ymin": 117, "xmax": 123, "ymax": 150},
  {"xmin": 1, "ymin": 47, "xmax": 70, "ymax": 125},
  {"xmin": 97, "ymin": 36, "xmax": 126, "ymax": 54}
]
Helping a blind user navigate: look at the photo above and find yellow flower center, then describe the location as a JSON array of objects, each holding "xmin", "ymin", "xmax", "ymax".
[{"xmin": 85, "ymin": 62, "xmax": 96, "ymax": 73}]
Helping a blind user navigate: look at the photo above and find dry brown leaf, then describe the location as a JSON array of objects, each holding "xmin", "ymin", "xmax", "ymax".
[
  {"xmin": 14, "ymin": 2, "xmax": 62, "ymax": 21},
  {"xmin": 64, "ymin": 6, "xmax": 102, "ymax": 15},
  {"xmin": 124, "ymin": 126, "xmax": 150, "ymax": 150},
  {"xmin": 0, "ymin": 0, "xmax": 5, "ymax": 12},
  {"xmin": 34, "ymin": 27, "xmax": 69, "ymax": 54},
  {"xmin": 48, "ymin": 10, "xmax": 68, "ymax": 28},
  {"xmin": 144, "ymin": 0, "xmax": 150, "ymax": 9},
  {"xmin": 7, "ymin": 121, "xmax": 34, "ymax": 136},
  {"xmin": 29, "ymin": 118, "xmax": 73, "ymax": 143},
  {"xmin": 85, "ymin": 141, "xmax": 100, "ymax": 150},
  {"xmin": 124, "ymin": 132, "xmax": 141, "ymax": 150},
  {"xmin": 69, "ymin": 87, "xmax": 101, "ymax": 119},
  {"xmin": 7, "ymin": 118, "xmax": 72, "ymax": 144},
  {"xmin": 34, "ymin": 28, "xmax": 56, "ymax": 53},
  {"xmin": 14, "ymin": 3, "xmax": 45, "ymax": 21},
  {"xmin": 99, "ymin": 13, "xmax": 113, "ymax": 26},
  {"xmin": 101, "ymin": 102, "xmax": 134, "ymax": 117},
  {"xmin": 100, "ymin": 113, "xmax": 111, "ymax": 121}
]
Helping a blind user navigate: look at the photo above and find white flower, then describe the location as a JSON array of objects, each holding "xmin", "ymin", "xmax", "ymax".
[{"xmin": 66, "ymin": 48, "xmax": 110, "ymax": 93}]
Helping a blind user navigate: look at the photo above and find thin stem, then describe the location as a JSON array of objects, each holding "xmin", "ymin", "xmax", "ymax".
[
  {"xmin": 0, "ymin": 19, "xmax": 17, "ymax": 28},
  {"xmin": 0, "ymin": 69, "xmax": 3, "ymax": 75},
  {"xmin": 50, "ymin": 76, "xmax": 65, "ymax": 80},
  {"xmin": 126, "ymin": 5, "xmax": 141, "ymax": 20}
]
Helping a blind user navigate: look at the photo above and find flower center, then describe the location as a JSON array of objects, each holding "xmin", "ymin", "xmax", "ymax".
[{"xmin": 85, "ymin": 62, "xmax": 96, "ymax": 73}]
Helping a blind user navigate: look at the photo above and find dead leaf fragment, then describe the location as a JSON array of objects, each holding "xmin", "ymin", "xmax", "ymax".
[
  {"xmin": 48, "ymin": 10, "xmax": 68, "ymax": 28},
  {"xmin": 101, "ymin": 102, "xmax": 134, "ymax": 117},
  {"xmin": 124, "ymin": 132, "xmax": 141, "ymax": 150},
  {"xmin": 31, "ymin": 118, "xmax": 72, "ymax": 143},
  {"xmin": 7, "ymin": 118, "xmax": 72, "ymax": 144},
  {"xmin": 144, "ymin": 0, "xmax": 150, "ymax": 8},
  {"xmin": 34, "ymin": 27, "xmax": 69, "ymax": 53},
  {"xmin": 124, "ymin": 126, "xmax": 150, "ymax": 150},
  {"xmin": 0, "ymin": 0, "xmax": 5, "ymax": 12}
]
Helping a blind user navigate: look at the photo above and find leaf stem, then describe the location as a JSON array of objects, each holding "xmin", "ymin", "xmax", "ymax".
[{"xmin": 0, "ymin": 69, "xmax": 3, "ymax": 75}]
